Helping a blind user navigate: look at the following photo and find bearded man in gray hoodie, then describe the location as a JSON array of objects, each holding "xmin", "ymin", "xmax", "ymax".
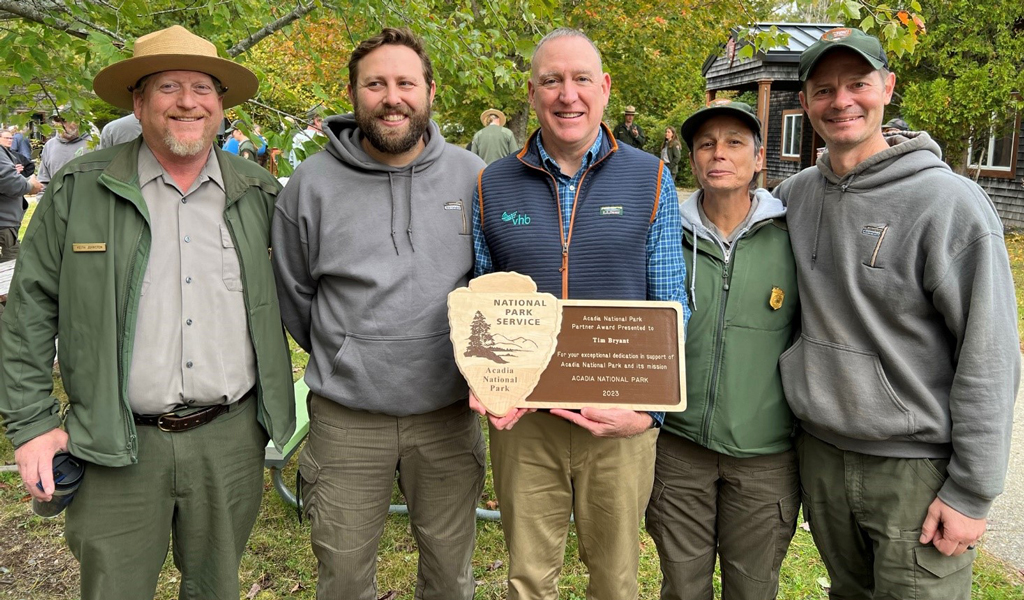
[
  {"xmin": 774, "ymin": 28, "xmax": 1019, "ymax": 599},
  {"xmin": 272, "ymin": 28, "xmax": 486, "ymax": 600}
]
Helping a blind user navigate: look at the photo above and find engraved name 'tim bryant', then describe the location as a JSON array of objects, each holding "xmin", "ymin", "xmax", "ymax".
[{"xmin": 492, "ymin": 298, "xmax": 548, "ymax": 326}]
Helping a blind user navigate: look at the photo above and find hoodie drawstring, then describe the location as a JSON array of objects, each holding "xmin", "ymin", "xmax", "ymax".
[
  {"xmin": 689, "ymin": 227, "xmax": 699, "ymax": 313},
  {"xmin": 388, "ymin": 172, "xmax": 400, "ymax": 255},
  {"xmin": 407, "ymin": 165, "xmax": 416, "ymax": 252},
  {"xmin": 810, "ymin": 182, "xmax": 825, "ymax": 270}
]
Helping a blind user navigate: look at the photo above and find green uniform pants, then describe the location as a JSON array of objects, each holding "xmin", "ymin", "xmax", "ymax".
[
  {"xmin": 645, "ymin": 433, "xmax": 799, "ymax": 600},
  {"xmin": 298, "ymin": 394, "xmax": 485, "ymax": 600},
  {"xmin": 64, "ymin": 396, "xmax": 268, "ymax": 600},
  {"xmin": 798, "ymin": 432, "xmax": 975, "ymax": 600},
  {"xmin": 490, "ymin": 410, "xmax": 658, "ymax": 600}
]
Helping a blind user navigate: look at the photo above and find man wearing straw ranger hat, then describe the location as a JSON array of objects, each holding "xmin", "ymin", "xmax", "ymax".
[
  {"xmin": 469, "ymin": 108, "xmax": 518, "ymax": 164},
  {"xmin": 0, "ymin": 25, "xmax": 295, "ymax": 600}
]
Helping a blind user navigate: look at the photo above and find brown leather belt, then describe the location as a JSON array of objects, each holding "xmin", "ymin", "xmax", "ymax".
[{"xmin": 133, "ymin": 391, "xmax": 252, "ymax": 432}]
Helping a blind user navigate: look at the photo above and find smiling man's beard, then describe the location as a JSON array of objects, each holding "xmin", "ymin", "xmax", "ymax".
[
  {"xmin": 164, "ymin": 132, "xmax": 208, "ymax": 157},
  {"xmin": 355, "ymin": 101, "xmax": 431, "ymax": 155}
]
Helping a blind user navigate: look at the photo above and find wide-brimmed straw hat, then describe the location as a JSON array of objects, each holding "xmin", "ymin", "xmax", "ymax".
[
  {"xmin": 93, "ymin": 25, "xmax": 258, "ymax": 111},
  {"xmin": 480, "ymin": 109, "xmax": 506, "ymax": 126}
]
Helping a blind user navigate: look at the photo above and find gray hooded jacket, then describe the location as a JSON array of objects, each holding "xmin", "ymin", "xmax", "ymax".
[
  {"xmin": 775, "ymin": 131, "xmax": 1020, "ymax": 518},
  {"xmin": 272, "ymin": 114, "xmax": 485, "ymax": 415}
]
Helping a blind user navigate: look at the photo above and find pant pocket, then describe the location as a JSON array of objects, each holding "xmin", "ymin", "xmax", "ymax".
[
  {"xmin": 772, "ymin": 490, "xmax": 801, "ymax": 572},
  {"xmin": 297, "ymin": 444, "xmax": 320, "ymax": 522}
]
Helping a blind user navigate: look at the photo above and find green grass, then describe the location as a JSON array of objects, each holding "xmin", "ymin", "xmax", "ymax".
[{"xmin": 0, "ymin": 213, "xmax": 1023, "ymax": 598}]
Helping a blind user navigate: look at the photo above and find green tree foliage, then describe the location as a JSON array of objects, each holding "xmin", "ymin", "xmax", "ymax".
[{"xmin": 890, "ymin": 1, "xmax": 1024, "ymax": 170}]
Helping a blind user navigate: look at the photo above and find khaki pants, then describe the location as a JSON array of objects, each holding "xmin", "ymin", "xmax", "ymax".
[
  {"xmin": 645, "ymin": 433, "xmax": 799, "ymax": 600},
  {"xmin": 299, "ymin": 394, "xmax": 485, "ymax": 600},
  {"xmin": 490, "ymin": 411, "xmax": 658, "ymax": 600},
  {"xmin": 65, "ymin": 397, "xmax": 267, "ymax": 600},
  {"xmin": 798, "ymin": 432, "xmax": 975, "ymax": 600}
]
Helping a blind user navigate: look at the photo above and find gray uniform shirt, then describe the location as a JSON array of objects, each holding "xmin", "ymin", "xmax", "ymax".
[{"xmin": 126, "ymin": 143, "xmax": 256, "ymax": 414}]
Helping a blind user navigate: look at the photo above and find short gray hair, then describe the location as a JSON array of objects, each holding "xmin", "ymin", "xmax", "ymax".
[{"xmin": 531, "ymin": 28, "xmax": 603, "ymax": 76}]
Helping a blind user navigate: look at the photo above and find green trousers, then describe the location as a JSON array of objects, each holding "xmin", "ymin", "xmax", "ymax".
[
  {"xmin": 645, "ymin": 433, "xmax": 799, "ymax": 600},
  {"xmin": 65, "ymin": 397, "xmax": 268, "ymax": 600},
  {"xmin": 490, "ymin": 411, "xmax": 658, "ymax": 600},
  {"xmin": 798, "ymin": 432, "xmax": 975, "ymax": 600},
  {"xmin": 299, "ymin": 395, "xmax": 485, "ymax": 600}
]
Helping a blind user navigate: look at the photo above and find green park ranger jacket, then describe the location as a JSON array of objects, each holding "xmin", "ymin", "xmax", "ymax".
[
  {"xmin": 663, "ymin": 196, "xmax": 799, "ymax": 457},
  {"xmin": 0, "ymin": 137, "xmax": 295, "ymax": 467}
]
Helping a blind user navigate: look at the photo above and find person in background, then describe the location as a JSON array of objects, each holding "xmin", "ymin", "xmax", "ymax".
[
  {"xmin": 0, "ymin": 129, "xmax": 42, "ymax": 261},
  {"xmin": 661, "ymin": 126, "xmax": 682, "ymax": 181},
  {"xmin": 646, "ymin": 99, "xmax": 799, "ymax": 600},
  {"xmin": 469, "ymin": 108, "xmax": 518, "ymax": 164},
  {"xmin": 613, "ymin": 105, "xmax": 646, "ymax": 148},
  {"xmin": 98, "ymin": 113, "xmax": 143, "ymax": 149},
  {"xmin": 0, "ymin": 128, "xmax": 34, "ymax": 177},
  {"xmin": 37, "ymin": 112, "xmax": 93, "ymax": 188},
  {"xmin": 289, "ymin": 108, "xmax": 324, "ymax": 167},
  {"xmin": 226, "ymin": 121, "xmax": 258, "ymax": 162},
  {"xmin": 10, "ymin": 125, "xmax": 33, "ymax": 161},
  {"xmin": 881, "ymin": 116, "xmax": 909, "ymax": 135}
]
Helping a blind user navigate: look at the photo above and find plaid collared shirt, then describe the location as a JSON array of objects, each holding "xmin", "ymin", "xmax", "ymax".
[{"xmin": 473, "ymin": 128, "xmax": 689, "ymax": 317}]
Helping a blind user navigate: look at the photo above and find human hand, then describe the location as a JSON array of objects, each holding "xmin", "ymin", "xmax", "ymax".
[
  {"xmin": 15, "ymin": 428, "xmax": 70, "ymax": 501},
  {"xmin": 14, "ymin": 164, "xmax": 23, "ymax": 174},
  {"xmin": 28, "ymin": 175, "xmax": 42, "ymax": 195},
  {"xmin": 920, "ymin": 497, "xmax": 986, "ymax": 556},
  {"xmin": 469, "ymin": 391, "xmax": 534, "ymax": 431},
  {"xmin": 548, "ymin": 408, "xmax": 653, "ymax": 438}
]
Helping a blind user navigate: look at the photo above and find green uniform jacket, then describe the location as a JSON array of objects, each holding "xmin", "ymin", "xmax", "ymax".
[
  {"xmin": 0, "ymin": 137, "xmax": 296, "ymax": 466},
  {"xmin": 663, "ymin": 189, "xmax": 798, "ymax": 457}
]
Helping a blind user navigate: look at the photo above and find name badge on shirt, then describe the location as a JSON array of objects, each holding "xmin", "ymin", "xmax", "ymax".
[
  {"xmin": 72, "ymin": 243, "xmax": 106, "ymax": 252},
  {"xmin": 600, "ymin": 206, "xmax": 624, "ymax": 216}
]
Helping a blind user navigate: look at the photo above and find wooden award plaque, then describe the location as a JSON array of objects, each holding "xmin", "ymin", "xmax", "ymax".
[{"xmin": 448, "ymin": 272, "xmax": 686, "ymax": 417}]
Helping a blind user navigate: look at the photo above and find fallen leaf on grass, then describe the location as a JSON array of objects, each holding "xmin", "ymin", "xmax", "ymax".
[
  {"xmin": 290, "ymin": 582, "xmax": 304, "ymax": 593},
  {"xmin": 485, "ymin": 500, "xmax": 499, "ymax": 510},
  {"xmin": 487, "ymin": 559, "xmax": 503, "ymax": 571},
  {"xmin": 800, "ymin": 522, "xmax": 811, "ymax": 531},
  {"xmin": 817, "ymin": 576, "xmax": 831, "ymax": 591},
  {"xmin": 246, "ymin": 582, "xmax": 261, "ymax": 599},
  {"xmin": 377, "ymin": 592, "xmax": 399, "ymax": 600}
]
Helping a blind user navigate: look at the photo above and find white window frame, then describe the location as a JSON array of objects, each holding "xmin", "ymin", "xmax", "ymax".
[
  {"xmin": 781, "ymin": 111, "xmax": 802, "ymax": 160},
  {"xmin": 968, "ymin": 113, "xmax": 1016, "ymax": 173}
]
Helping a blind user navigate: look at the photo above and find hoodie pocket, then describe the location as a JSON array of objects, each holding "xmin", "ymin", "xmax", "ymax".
[
  {"xmin": 779, "ymin": 335, "xmax": 915, "ymax": 440},
  {"xmin": 324, "ymin": 329, "xmax": 464, "ymax": 406}
]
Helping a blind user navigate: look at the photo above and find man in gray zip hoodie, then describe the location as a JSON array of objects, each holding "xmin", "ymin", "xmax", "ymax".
[
  {"xmin": 775, "ymin": 28, "xmax": 1019, "ymax": 599},
  {"xmin": 272, "ymin": 28, "xmax": 486, "ymax": 600}
]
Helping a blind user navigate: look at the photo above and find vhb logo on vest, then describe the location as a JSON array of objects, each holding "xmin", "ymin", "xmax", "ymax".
[{"xmin": 501, "ymin": 211, "xmax": 531, "ymax": 226}]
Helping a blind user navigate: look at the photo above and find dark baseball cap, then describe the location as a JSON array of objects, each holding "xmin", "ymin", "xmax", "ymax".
[
  {"xmin": 680, "ymin": 99, "xmax": 762, "ymax": 150},
  {"xmin": 799, "ymin": 27, "xmax": 888, "ymax": 82}
]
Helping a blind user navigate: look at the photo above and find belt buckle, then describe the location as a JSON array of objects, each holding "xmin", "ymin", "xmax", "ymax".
[{"xmin": 156, "ymin": 412, "xmax": 180, "ymax": 432}]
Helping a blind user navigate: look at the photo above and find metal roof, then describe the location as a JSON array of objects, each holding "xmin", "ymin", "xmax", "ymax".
[{"xmin": 701, "ymin": 22, "xmax": 842, "ymax": 76}]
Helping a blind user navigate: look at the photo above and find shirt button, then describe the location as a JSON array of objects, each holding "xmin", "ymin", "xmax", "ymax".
[
  {"xmin": 186, "ymin": 318, "xmax": 193, "ymax": 326},
  {"xmin": 184, "ymin": 235, "xmax": 191, "ymax": 243},
  {"xmin": 569, "ymin": 184, "xmax": 576, "ymax": 191},
  {"xmin": 186, "ymin": 361, "xmax": 194, "ymax": 368},
  {"xmin": 180, "ymin": 197, "xmax": 187, "ymax": 204},
  {"xmin": 186, "ymin": 399, "xmax": 195, "ymax": 405},
  {"xmin": 185, "ymin": 276, "xmax": 192, "ymax": 284}
]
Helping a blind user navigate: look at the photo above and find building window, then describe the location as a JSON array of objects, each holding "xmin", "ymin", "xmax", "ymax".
[
  {"xmin": 968, "ymin": 112, "xmax": 1019, "ymax": 178},
  {"xmin": 781, "ymin": 110, "xmax": 802, "ymax": 161}
]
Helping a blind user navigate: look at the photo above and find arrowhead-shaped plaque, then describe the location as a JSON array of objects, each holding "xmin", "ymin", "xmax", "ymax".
[{"xmin": 448, "ymin": 272, "xmax": 562, "ymax": 417}]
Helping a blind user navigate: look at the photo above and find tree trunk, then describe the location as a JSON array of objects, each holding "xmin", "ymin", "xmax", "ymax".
[{"xmin": 507, "ymin": 100, "xmax": 531, "ymax": 148}]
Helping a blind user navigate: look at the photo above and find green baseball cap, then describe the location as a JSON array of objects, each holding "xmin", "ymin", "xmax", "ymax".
[
  {"xmin": 680, "ymin": 99, "xmax": 762, "ymax": 151},
  {"xmin": 799, "ymin": 27, "xmax": 888, "ymax": 82}
]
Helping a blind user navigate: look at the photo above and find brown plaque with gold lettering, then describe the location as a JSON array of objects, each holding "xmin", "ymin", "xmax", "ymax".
[{"xmin": 449, "ymin": 273, "xmax": 685, "ymax": 416}]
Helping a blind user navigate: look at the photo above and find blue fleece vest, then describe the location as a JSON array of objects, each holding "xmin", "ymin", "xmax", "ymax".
[{"xmin": 478, "ymin": 128, "xmax": 663, "ymax": 300}]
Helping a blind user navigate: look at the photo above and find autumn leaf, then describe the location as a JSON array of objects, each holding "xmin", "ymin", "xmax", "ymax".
[{"xmin": 897, "ymin": 10, "xmax": 910, "ymax": 25}]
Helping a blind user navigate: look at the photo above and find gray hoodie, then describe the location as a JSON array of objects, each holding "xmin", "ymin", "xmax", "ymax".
[
  {"xmin": 775, "ymin": 131, "xmax": 1020, "ymax": 518},
  {"xmin": 0, "ymin": 146, "xmax": 32, "ymax": 229},
  {"xmin": 272, "ymin": 114, "xmax": 485, "ymax": 416},
  {"xmin": 38, "ymin": 131, "xmax": 93, "ymax": 186}
]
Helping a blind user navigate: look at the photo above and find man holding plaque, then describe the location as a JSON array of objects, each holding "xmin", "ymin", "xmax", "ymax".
[
  {"xmin": 272, "ymin": 28, "xmax": 487, "ymax": 600},
  {"xmin": 470, "ymin": 28, "xmax": 687, "ymax": 599},
  {"xmin": 775, "ymin": 28, "xmax": 1019, "ymax": 598}
]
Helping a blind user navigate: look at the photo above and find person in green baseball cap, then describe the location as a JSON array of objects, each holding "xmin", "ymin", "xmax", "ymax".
[
  {"xmin": 775, "ymin": 26, "xmax": 1019, "ymax": 600},
  {"xmin": 646, "ymin": 97, "xmax": 800, "ymax": 600}
]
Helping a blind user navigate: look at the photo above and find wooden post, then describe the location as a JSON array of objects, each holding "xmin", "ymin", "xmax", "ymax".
[{"xmin": 757, "ymin": 79, "xmax": 773, "ymax": 188}]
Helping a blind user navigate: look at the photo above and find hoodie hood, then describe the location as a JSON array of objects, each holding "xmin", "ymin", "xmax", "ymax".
[
  {"xmin": 680, "ymin": 187, "xmax": 784, "ymax": 311},
  {"xmin": 815, "ymin": 130, "xmax": 947, "ymax": 189},
  {"xmin": 320, "ymin": 113, "xmax": 449, "ymax": 254},
  {"xmin": 322, "ymin": 113, "xmax": 446, "ymax": 173}
]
